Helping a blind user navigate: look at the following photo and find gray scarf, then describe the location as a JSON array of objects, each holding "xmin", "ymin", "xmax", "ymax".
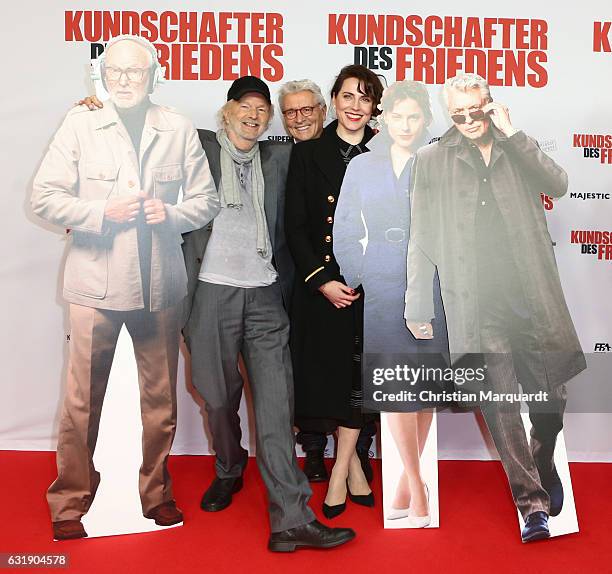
[{"xmin": 216, "ymin": 129, "xmax": 268, "ymax": 257}]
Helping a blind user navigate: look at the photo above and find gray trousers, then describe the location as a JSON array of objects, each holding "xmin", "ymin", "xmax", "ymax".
[
  {"xmin": 478, "ymin": 298, "xmax": 567, "ymax": 520},
  {"xmin": 184, "ymin": 280, "xmax": 314, "ymax": 532}
]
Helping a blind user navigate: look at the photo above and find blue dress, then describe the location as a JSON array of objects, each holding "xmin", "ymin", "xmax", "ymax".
[{"xmin": 333, "ymin": 132, "xmax": 449, "ymax": 411}]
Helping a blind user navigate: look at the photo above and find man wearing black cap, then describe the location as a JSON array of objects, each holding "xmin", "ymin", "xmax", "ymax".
[{"xmin": 181, "ymin": 76, "xmax": 355, "ymax": 551}]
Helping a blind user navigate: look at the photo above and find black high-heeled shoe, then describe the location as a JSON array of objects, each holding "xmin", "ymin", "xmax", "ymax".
[
  {"xmin": 322, "ymin": 500, "xmax": 347, "ymax": 519},
  {"xmin": 347, "ymin": 480, "xmax": 374, "ymax": 507}
]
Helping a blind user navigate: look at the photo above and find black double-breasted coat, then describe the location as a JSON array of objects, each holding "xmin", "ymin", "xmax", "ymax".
[{"xmin": 285, "ymin": 121, "xmax": 374, "ymax": 420}]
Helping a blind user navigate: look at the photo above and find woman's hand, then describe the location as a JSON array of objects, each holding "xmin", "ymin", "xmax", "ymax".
[
  {"xmin": 319, "ymin": 281, "xmax": 360, "ymax": 309},
  {"xmin": 406, "ymin": 321, "xmax": 433, "ymax": 340}
]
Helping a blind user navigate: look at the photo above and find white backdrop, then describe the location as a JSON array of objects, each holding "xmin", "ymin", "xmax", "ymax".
[{"xmin": 1, "ymin": 0, "xmax": 611, "ymax": 461}]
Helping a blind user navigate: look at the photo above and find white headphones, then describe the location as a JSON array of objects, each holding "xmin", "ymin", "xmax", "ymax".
[{"xmin": 90, "ymin": 34, "xmax": 166, "ymax": 94}]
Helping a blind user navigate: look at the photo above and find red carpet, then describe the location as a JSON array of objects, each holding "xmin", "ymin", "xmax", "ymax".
[{"xmin": 1, "ymin": 452, "xmax": 609, "ymax": 573}]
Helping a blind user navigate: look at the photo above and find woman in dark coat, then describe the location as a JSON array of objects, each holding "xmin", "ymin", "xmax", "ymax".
[{"xmin": 285, "ymin": 65, "xmax": 384, "ymax": 517}]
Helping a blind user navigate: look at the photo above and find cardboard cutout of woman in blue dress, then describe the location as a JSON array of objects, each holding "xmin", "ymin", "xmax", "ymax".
[{"xmin": 334, "ymin": 81, "xmax": 448, "ymax": 525}]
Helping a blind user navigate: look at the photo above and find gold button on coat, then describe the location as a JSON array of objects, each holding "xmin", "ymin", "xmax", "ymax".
[
  {"xmin": 327, "ymin": 195, "xmax": 335, "ymax": 203},
  {"xmin": 326, "ymin": 216, "xmax": 333, "ymax": 224},
  {"xmin": 324, "ymin": 255, "xmax": 331, "ymax": 262},
  {"xmin": 325, "ymin": 235, "xmax": 332, "ymax": 243}
]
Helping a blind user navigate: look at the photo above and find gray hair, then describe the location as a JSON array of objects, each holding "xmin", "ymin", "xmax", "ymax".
[
  {"xmin": 443, "ymin": 73, "xmax": 491, "ymax": 107},
  {"xmin": 277, "ymin": 79, "xmax": 327, "ymax": 111},
  {"xmin": 216, "ymin": 99, "xmax": 275, "ymax": 130},
  {"xmin": 104, "ymin": 35, "xmax": 157, "ymax": 67}
]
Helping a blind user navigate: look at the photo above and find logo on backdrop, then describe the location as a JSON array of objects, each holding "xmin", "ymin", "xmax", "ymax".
[
  {"xmin": 267, "ymin": 135, "xmax": 292, "ymax": 142},
  {"xmin": 593, "ymin": 22, "xmax": 612, "ymax": 52},
  {"xmin": 570, "ymin": 230, "xmax": 612, "ymax": 261},
  {"xmin": 537, "ymin": 138, "xmax": 557, "ymax": 153},
  {"xmin": 594, "ymin": 343, "xmax": 611, "ymax": 352},
  {"xmin": 540, "ymin": 194, "xmax": 554, "ymax": 211},
  {"xmin": 535, "ymin": 140, "xmax": 558, "ymax": 211},
  {"xmin": 65, "ymin": 10, "xmax": 285, "ymax": 81},
  {"xmin": 569, "ymin": 191, "xmax": 611, "ymax": 201},
  {"xmin": 328, "ymin": 14, "xmax": 549, "ymax": 86},
  {"xmin": 572, "ymin": 133, "xmax": 612, "ymax": 164}
]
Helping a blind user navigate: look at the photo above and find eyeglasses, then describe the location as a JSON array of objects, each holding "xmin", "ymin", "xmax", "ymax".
[
  {"xmin": 450, "ymin": 108, "xmax": 490, "ymax": 125},
  {"xmin": 281, "ymin": 104, "xmax": 321, "ymax": 120},
  {"xmin": 104, "ymin": 66, "xmax": 148, "ymax": 83}
]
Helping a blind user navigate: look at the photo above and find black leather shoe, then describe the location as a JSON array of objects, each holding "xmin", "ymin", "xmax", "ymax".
[
  {"xmin": 303, "ymin": 450, "xmax": 328, "ymax": 482},
  {"xmin": 521, "ymin": 511, "xmax": 551, "ymax": 542},
  {"xmin": 540, "ymin": 465, "xmax": 564, "ymax": 517},
  {"xmin": 200, "ymin": 476, "xmax": 243, "ymax": 512},
  {"xmin": 357, "ymin": 449, "xmax": 374, "ymax": 483},
  {"xmin": 268, "ymin": 519, "xmax": 355, "ymax": 552}
]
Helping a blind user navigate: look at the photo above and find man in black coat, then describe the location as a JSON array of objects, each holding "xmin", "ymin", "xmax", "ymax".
[{"xmin": 181, "ymin": 76, "xmax": 355, "ymax": 552}]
